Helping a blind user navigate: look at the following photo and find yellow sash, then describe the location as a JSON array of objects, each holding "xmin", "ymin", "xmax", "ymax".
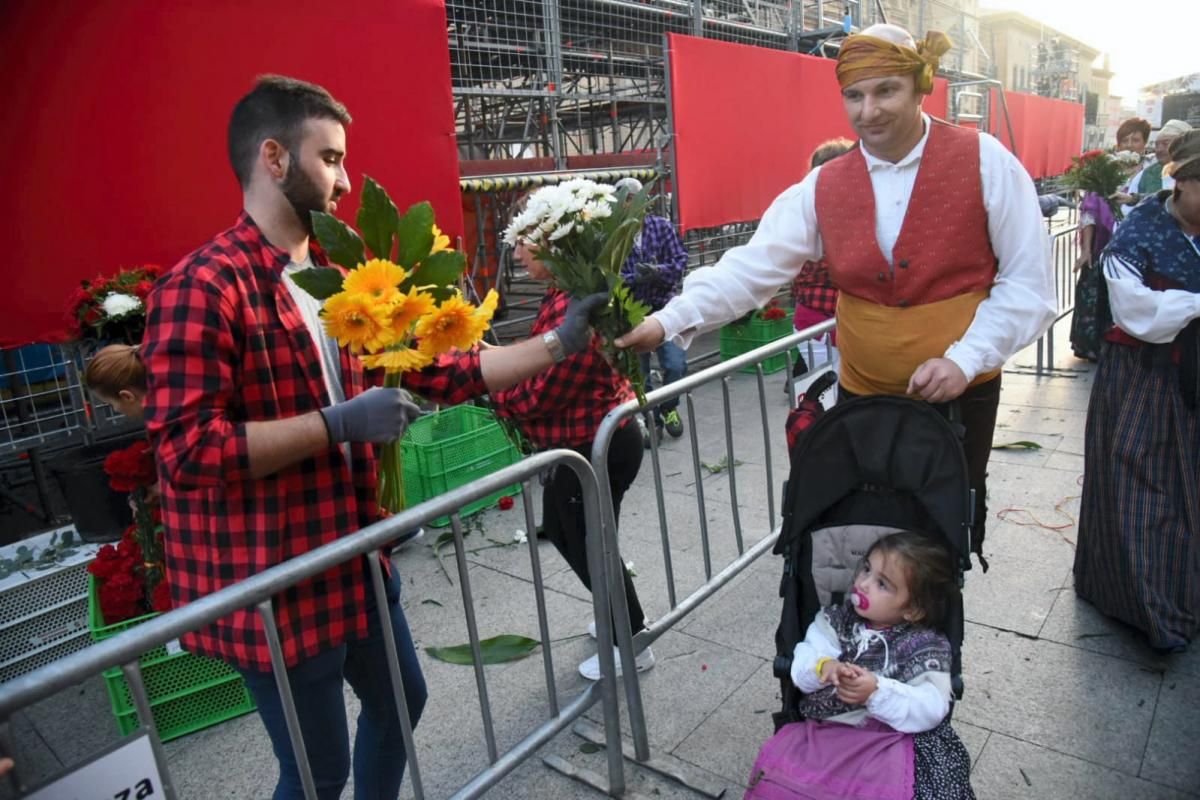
[{"xmin": 837, "ymin": 290, "xmax": 1001, "ymax": 396}]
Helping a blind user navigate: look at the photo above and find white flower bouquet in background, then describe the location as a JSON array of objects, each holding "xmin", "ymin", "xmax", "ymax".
[{"xmin": 502, "ymin": 178, "xmax": 654, "ymax": 403}]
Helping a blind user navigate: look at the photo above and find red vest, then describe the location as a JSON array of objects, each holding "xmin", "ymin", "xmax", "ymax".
[{"xmin": 815, "ymin": 119, "xmax": 997, "ymax": 308}]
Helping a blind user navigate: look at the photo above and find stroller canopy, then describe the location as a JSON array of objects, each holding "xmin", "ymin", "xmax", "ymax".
[{"xmin": 777, "ymin": 396, "xmax": 972, "ymax": 564}]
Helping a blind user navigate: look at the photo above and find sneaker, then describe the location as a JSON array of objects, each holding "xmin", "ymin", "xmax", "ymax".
[
  {"xmin": 578, "ymin": 646, "xmax": 656, "ymax": 681},
  {"xmin": 662, "ymin": 409, "xmax": 683, "ymax": 438}
]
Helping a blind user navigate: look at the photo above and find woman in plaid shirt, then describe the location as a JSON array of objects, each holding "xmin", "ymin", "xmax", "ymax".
[{"xmin": 492, "ymin": 242, "xmax": 656, "ymax": 681}]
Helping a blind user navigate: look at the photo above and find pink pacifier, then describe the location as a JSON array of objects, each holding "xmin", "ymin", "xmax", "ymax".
[{"xmin": 851, "ymin": 588, "xmax": 870, "ymax": 611}]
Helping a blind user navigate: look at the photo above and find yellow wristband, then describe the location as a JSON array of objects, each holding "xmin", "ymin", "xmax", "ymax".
[{"xmin": 815, "ymin": 656, "xmax": 834, "ymax": 680}]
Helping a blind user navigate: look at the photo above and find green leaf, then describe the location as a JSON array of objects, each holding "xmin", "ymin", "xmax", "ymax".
[
  {"xmin": 312, "ymin": 212, "xmax": 366, "ymax": 270},
  {"xmin": 289, "ymin": 267, "xmax": 345, "ymax": 301},
  {"xmin": 395, "ymin": 202, "xmax": 436, "ymax": 269},
  {"xmin": 401, "ymin": 250, "xmax": 466, "ymax": 301},
  {"xmin": 426, "ymin": 634, "xmax": 541, "ymax": 665},
  {"xmin": 358, "ymin": 176, "xmax": 400, "ymax": 261},
  {"xmin": 579, "ymin": 742, "xmax": 602, "ymax": 754},
  {"xmin": 421, "ymin": 598, "xmax": 443, "ymax": 607},
  {"xmin": 991, "ymin": 440, "xmax": 1043, "ymax": 450}
]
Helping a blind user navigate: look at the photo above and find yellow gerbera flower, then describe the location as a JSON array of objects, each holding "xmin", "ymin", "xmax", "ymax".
[
  {"xmin": 430, "ymin": 225, "xmax": 451, "ymax": 254},
  {"xmin": 360, "ymin": 346, "xmax": 434, "ymax": 373},
  {"xmin": 343, "ymin": 259, "xmax": 406, "ymax": 302},
  {"xmin": 322, "ymin": 291, "xmax": 390, "ymax": 353},
  {"xmin": 415, "ymin": 289, "xmax": 499, "ymax": 355},
  {"xmin": 385, "ymin": 287, "xmax": 437, "ymax": 340}
]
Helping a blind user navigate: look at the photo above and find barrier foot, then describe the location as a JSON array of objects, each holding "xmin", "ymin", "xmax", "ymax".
[
  {"xmin": 569, "ymin": 720, "xmax": 727, "ymax": 799},
  {"xmin": 542, "ymin": 755, "xmax": 651, "ymax": 799},
  {"xmin": 1006, "ymin": 365, "xmax": 1083, "ymax": 379}
]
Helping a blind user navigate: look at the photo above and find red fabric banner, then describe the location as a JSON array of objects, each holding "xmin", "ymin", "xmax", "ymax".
[
  {"xmin": 989, "ymin": 91, "xmax": 1084, "ymax": 179},
  {"xmin": 0, "ymin": 0, "xmax": 461, "ymax": 347},
  {"xmin": 668, "ymin": 34, "xmax": 948, "ymax": 232}
]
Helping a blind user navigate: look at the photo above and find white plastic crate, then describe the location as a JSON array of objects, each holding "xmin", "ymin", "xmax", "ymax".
[{"xmin": 0, "ymin": 526, "xmax": 98, "ymax": 683}]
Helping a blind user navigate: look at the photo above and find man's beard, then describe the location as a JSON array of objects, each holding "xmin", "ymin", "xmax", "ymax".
[{"xmin": 281, "ymin": 160, "xmax": 333, "ymax": 236}]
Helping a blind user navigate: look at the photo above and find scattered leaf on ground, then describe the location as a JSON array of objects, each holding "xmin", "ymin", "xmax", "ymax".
[
  {"xmin": 579, "ymin": 742, "xmax": 601, "ymax": 754},
  {"xmin": 421, "ymin": 599, "xmax": 443, "ymax": 607},
  {"xmin": 426, "ymin": 634, "xmax": 540, "ymax": 665},
  {"xmin": 991, "ymin": 440, "xmax": 1043, "ymax": 450}
]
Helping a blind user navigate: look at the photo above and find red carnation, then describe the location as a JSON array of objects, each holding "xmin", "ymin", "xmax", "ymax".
[
  {"xmin": 88, "ymin": 544, "xmax": 125, "ymax": 580},
  {"xmin": 498, "ymin": 495, "xmax": 515, "ymax": 511},
  {"xmin": 98, "ymin": 572, "xmax": 145, "ymax": 623},
  {"xmin": 104, "ymin": 441, "xmax": 156, "ymax": 492},
  {"xmin": 1080, "ymin": 149, "xmax": 1105, "ymax": 161},
  {"xmin": 151, "ymin": 579, "xmax": 173, "ymax": 613},
  {"xmin": 134, "ymin": 280, "xmax": 154, "ymax": 299},
  {"xmin": 141, "ymin": 264, "xmax": 163, "ymax": 277},
  {"xmin": 83, "ymin": 306, "xmax": 102, "ymax": 325}
]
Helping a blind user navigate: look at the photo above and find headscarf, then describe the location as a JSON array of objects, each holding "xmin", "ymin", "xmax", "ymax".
[
  {"xmin": 1159, "ymin": 119, "xmax": 1193, "ymax": 140},
  {"xmin": 835, "ymin": 30, "xmax": 953, "ymax": 95}
]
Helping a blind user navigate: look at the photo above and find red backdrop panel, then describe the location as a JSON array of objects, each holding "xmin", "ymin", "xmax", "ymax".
[
  {"xmin": 0, "ymin": 0, "xmax": 461, "ymax": 347},
  {"xmin": 989, "ymin": 91, "xmax": 1084, "ymax": 179},
  {"xmin": 668, "ymin": 34, "xmax": 948, "ymax": 233}
]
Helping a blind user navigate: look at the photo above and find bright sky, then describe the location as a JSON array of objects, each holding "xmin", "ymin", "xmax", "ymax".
[{"xmin": 979, "ymin": 0, "xmax": 1196, "ymax": 101}]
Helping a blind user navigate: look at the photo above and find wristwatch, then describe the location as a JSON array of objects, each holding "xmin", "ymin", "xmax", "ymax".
[{"xmin": 542, "ymin": 330, "xmax": 567, "ymax": 362}]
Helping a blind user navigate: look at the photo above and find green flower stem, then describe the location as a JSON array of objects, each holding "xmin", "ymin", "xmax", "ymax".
[{"xmin": 379, "ymin": 372, "xmax": 407, "ymax": 514}]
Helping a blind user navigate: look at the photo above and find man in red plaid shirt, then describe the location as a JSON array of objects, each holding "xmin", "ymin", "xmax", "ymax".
[{"xmin": 142, "ymin": 75, "xmax": 603, "ymax": 800}]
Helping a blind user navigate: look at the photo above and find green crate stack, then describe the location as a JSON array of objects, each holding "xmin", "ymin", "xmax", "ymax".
[
  {"xmin": 87, "ymin": 576, "xmax": 255, "ymax": 741},
  {"xmin": 401, "ymin": 404, "xmax": 524, "ymax": 527},
  {"xmin": 718, "ymin": 313, "xmax": 794, "ymax": 374}
]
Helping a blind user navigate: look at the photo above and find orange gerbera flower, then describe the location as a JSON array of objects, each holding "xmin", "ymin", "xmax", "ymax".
[
  {"xmin": 415, "ymin": 289, "xmax": 499, "ymax": 355},
  {"xmin": 385, "ymin": 287, "xmax": 437, "ymax": 340},
  {"xmin": 360, "ymin": 345, "xmax": 433, "ymax": 373},
  {"xmin": 343, "ymin": 259, "xmax": 405, "ymax": 302},
  {"xmin": 322, "ymin": 291, "xmax": 390, "ymax": 353},
  {"xmin": 430, "ymin": 225, "xmax": 451, "ymax": 254}
]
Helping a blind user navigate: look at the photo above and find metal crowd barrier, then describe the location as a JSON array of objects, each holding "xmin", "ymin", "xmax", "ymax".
[
  {"xmin": 580, "ymin": 319, "xmax": 835, "ymax": 794},
  {"xmin": 0, "ymin": 449, "xmax": 626, "ymax": 800},
  {"xmin": 1030, "ymin": 225, "xmax": 1081, "ymax": 377}
]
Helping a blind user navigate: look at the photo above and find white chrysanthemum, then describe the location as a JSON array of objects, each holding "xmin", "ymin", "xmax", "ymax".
[
  {"xmin": 548, "ymin": 221, "xmax": 575, "ymax": 241},
  {"xmin": 101, "ymin": 293, "xmax": 143, "ymax": 319}
]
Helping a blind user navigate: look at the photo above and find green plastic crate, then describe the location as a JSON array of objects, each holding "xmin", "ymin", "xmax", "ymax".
[
  {"xmin": 401, "ymin": 404, "xmax": 523, "ymax": 527},
  {"xmin": 87, "ymin": 575, "xmax": 255, "ymax": 741},
  {"xmin": 719, "ymin": 313, "xmax": 794, "ymax": 374}
]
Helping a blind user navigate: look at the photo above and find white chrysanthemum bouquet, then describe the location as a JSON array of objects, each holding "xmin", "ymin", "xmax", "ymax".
[{"xmin": 502, "ymin": 178, "xmax": 653, "ymax": 403}]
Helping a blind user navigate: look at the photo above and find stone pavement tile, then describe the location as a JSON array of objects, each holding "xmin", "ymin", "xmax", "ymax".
[
  {"xmin": 956, "ymin": 624, "xmax": 1160, "ymax": 776},
  {"xmin": 672, "ymin": 660, "xmax": 779, "ymax": 790},
  {"xmin": 1038, "ymin": 585, "xmax": 1194, "ymax": 676},
  {"xmin": 954, "ymin": 720, "xmax": 990, "ymax": 769},
  {"xmin": 1139, "ymin": 672, "xmax": 1200, "ymax": 794},
  {"xmin": 162, "ymin": 713, "xmax": 273, "ymax": 799},
  {"xmin": 1043, "ymin": 450, "xmax": 1085, "ymax": 474},
  {"xmin": 19, "ymin": 675, "xmax": 118, "ymax": 767},
  {"xmin": 987, "ymin": 462, "xmax": 1085, "ymax": 524},
  {"xmin": 0, "ymin": 712, "xmax": 63, "ymax": 797},
  {"xmin": 970, "ymin": 731, "xmax": 1193, "ymax": 800},
  {"xmin": 981, "ymin": 518, "xmax": 1077, "ymax": 571},
  {"xmin": 961, "ymin": 553, "xmax": 1070, "ymax": 638},
  {"xmin": 581, "ymin": 629, "xmax": 764, "ymax": 753},
  {"xmin": 677, "ymin": 562, "xmax": 781, "ymax": 659},
  {"xmin": 998, "ymin": 382, "xmax": 1093, "ymax": 413},
  {"xmin": 994, "ymin": 403, "xmax": 1088, "ymax": 437}
]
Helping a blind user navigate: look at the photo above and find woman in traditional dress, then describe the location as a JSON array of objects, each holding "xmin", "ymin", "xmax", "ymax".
[{"xmin": 1075, "ymin": 130, "xmax": 1200, "ymax": 653}]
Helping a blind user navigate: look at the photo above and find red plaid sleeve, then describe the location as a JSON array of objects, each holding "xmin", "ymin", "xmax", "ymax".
[
  {"xmin": 143, "ymin": 268, "xmax": 251, "ymax": 489},
  {"xmin": 792, "ymin": 258, "xmax": 839, "ymax": 317},
  {"xmin": 402, "ymin": 347, "xmax": 487, "ymax": 404}
]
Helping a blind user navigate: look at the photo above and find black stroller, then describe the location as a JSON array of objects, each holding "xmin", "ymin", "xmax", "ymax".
[{"xmin": 771, "ymin": 392, "xmax": 973, "ymax": 731}]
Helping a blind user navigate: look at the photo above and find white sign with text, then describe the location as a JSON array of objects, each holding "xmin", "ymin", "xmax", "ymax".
[{"xmin": 22, "ymin": 731, "xmax": 165, "ymax": 800}]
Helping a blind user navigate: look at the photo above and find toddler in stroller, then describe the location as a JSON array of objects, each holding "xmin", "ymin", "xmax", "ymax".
[{"xmin": 749, "ymin": 395, "xmax": 978, "ymax": 798}]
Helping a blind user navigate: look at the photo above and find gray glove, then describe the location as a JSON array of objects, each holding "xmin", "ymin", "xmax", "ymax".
[
  {"xmin": 320, "ymin": 387, "xmax": 422, "ymax": 444},
  {"xmin": 633, "ymin": 262, "xmax": 660, "ymax": 284},
  {"xmin": 555, "ymin": 293, "xmax": 609, "ymax": 355}
]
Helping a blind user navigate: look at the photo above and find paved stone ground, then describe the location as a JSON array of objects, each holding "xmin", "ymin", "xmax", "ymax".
[{"xmin": 5, "ymin": 321, "xmax": 1199, "ymax": 799}]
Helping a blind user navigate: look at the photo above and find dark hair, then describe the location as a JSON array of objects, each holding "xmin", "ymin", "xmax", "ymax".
[
  {"xmin": 866, "ymin": 531, "xmax": 959, "ymax": 630},
  {"xmin": 1116, "ymin": 117, "xmax": 1151, "ymax": 145},
  {"xmin": 227, "ymin": 75, "xmax": 352, "ymax": 189},
  {"xmin": 83, "ymin": 344, "xmax": 146, "ymax": 397},
  {"xmin": 810, "ymin": 138, "xmax": 855, "ymax": 169},
  {"xmin": 1168, "ymin": 129, "xmax": 1200, "ymax": 184}
]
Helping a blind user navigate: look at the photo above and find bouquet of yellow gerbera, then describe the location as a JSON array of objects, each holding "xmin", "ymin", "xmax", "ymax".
[{"xmin": 292, "ymin": 177, "xmax": 498, "ymax": 514}]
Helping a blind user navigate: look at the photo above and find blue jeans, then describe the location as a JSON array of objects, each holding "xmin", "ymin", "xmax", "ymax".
[
  {"xmin": 639, "ymin": 340, "xmax": 687, "ymax": 415},
  {"xmin": 238, "ymin": 566, "xmax": 428, "ymax": 800}
]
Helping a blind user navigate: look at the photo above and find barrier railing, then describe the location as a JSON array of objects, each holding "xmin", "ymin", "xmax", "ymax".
[
  {"xmin": 577, "ymin": 319, "xmax": 835, "ymax": 794},
  {"xmin": 0, "ymin": 449, "xmax": 625, "ymax": 800},
  {"xmin": 1029, "ymin": 225, "xmax": 1081, "ymax": 377}
]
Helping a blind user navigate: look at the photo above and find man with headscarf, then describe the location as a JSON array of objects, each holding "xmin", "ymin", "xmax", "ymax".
[{"xmin": 617, "ymin": 23, "xmax": 1055, "ymax": 566}]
